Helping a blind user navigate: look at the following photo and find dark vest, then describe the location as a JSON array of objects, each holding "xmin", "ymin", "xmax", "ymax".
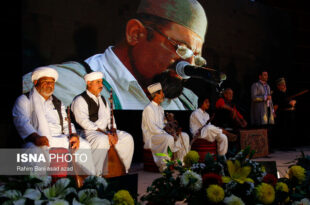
[
  {"xmin": 25, "ymin": 92, "xmax": 64, "ymax": 133},
  {"xmin": 74, "ymin": 91, "xmax": 107, "ymax": 124}
]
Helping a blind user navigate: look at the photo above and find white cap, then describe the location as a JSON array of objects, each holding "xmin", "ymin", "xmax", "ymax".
[
  {"xmin": 31, "ymin": 66, "xmax": 59, "ymax": 82},
  {"xmin": 147, "ymin": 82, "xmax": 162, "ymax": 94},
  {"xmin": 84, "ymin": 72, "xmax": 103, "ymax": 82}
]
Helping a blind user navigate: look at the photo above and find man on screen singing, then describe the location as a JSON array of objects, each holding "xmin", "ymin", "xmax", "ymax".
[{"xmin": 23, "ymin": 0, "xmax": 208, "ymax": 110}]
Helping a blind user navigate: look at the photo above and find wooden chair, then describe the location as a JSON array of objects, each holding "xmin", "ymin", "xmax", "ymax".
[{"xmin": 190, "ymin": 138, "xmax": 217, "ymax": 162}]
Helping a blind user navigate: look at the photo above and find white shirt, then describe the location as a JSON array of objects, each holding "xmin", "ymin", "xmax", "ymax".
[
  {"xmin": 23, "ymin": 47, "xmax": 198, "ymax": 110},
  {"xmin": 142, "ymin": 101, "xmax": 168, "ymax": 147},
  {"xmin": 86, "ymin": 46, "xmax": 197, "ymax": 110},
  {"xmin": 71, "ymin": 90, "xmax": 115, "ymax": 131},
  {"xmin": 189, "ymin": 108, "xmax": 210, "ymax": 136},
  {"xmin": 12, "ymin": 88, "xmax": 74, "ymax": 139}
]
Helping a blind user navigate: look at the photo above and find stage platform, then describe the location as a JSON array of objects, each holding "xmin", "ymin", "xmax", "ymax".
[{"xmin": 128, "ymin": 146, "xmax": 310, "ymax": 203}]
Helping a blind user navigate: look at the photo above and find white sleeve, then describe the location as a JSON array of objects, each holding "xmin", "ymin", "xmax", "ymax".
[
  {"xmin": 96, "ymin": 98, "xmax": 113, "ymax": 130},
  {"xmin": 142, "ymin": 106, "xmax": 167, "ymax": 135},
  {"xmin": 71, "ymin": 96, "xmax": 98, "ymax": 131},
  {"xmin": 190, "ymin": 111, "xmax": 202, "ymax": 136},
  {"xmin": 12, "ymin": 95, "xmax": 37, "ymax": 139}
]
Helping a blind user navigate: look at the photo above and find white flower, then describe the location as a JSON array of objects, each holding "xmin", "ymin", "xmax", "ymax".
[
  {"xmin": 292, "ymin": 198, "xmax": 310, "ymax": 205},
  {"xmin": 180, "ymin": 170, "xmax": 202, "ymax": 191},
  {"xmin": 223, "ymin": 194, "xmax": 245, "ymax": 205}
]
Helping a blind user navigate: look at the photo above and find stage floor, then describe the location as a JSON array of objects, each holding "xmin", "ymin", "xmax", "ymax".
[{"xmin": 129, "ymin": 146, "xmax": 310, "ymax": 202}]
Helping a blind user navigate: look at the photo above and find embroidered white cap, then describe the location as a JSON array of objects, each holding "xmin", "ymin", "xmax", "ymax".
[
  {"xmin": 84, "ymin": 72, "xmax": 103, "ymax": 82},
  {"xmin": 147, "ymin": 82, "xmax": 162, "ymax": 94},
  {"xmin": 31, "ymin": 66, "xmax": 59, "ymax": 82}
]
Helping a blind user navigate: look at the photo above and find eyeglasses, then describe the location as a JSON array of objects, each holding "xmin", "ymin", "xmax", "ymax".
[{"xmin": 145, "ymin": 26, "xmax": 207, "ymax": 67}]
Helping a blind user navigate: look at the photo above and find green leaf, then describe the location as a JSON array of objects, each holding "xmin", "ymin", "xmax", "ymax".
[
  {"xmin": 23, "ymin": 188, "xmax": 41, "ymax": 200},
  {"xmin": 43, "ymin": 186, "xmax": 57, "ymax": 199},
  {"xmin": 72, "ymin": 198, "xmax": 83, "ymax": 205},
  {"xmin": 155, "ymin": 153, "xmax": 168, "ymax": 157},
  {"xmin": 46, "ymin": 199, "xmax": 69, "ymax": 205},
  {"xmin": 62, "ymin": 187, "xmax": 77, "ymax": 197},
  {"xmin": 55, "ymin": 178, "xmax": 70, "ymax": 191},
  {"xmin": 0, "ymin": 185, "xmax": 5, "ymax": 192},
  {"xmin": 167, "ymin": 146, "xmax": 173, "ymax": 158},
  {"xmin": 1, "ymin": 190, "xmax": 22, "ymax": 200},
  {"xmin": 13, "ymin": 198, "xmax": 26, "ymax": 205},
  {"xmin": 30, "ymin": 175, "xmax": 52, "ymax": 188},
  {"xmin": 78, "ymin": 189, "xmax": 98, "ymax": 203},
  {"xmin": 88, "ymin": 197, "xmax": 111, "ymax": 205},
  {"xmin": 35, "ymin": 200, "xmax": 46, "ymax": 205}
]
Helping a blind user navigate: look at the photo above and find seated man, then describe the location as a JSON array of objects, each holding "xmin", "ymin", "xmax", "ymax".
[
  {"xmin": 214, "ymin": 88, "xmax": 247, "ymax": 130},
  {"xmin": 142, "ymin": 82, "xmax": 190, "ymax": 171},
  {"xmin": 189, "ymin": 97, "xmax": 228, "ymax": 156},
  {"xmin": 12, "ymin": 67, "xmax": 96, "ymax": 175},
  {"xmin": 71, "ymin": 72, "xmax": 134, "ymax": 176}
]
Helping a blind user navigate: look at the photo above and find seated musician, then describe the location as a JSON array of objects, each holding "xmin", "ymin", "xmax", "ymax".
[
  {"xmin": 189, "ymin": 97, "xmax": 228, "ymax": 156},
  {"xmin": 142, "ymin": 82, "xmax": 190, "ymax": 171},
  {"xmin": 214, "ymin": 88, "xmax": 247, "ymax": 156},
  {"xmin": 71, "ymin": 72, "xmax": 134, "ymax": 176},
  {"xmin": 12, "ymin": 67, "xmax": 96, "ymax": 175},
  {"xmin": 214, "ymin": 88, "xmax": 247, "ymax": 131}
]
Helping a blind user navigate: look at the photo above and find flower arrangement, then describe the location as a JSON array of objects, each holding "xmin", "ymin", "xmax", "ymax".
[
  {"xmin": 0, "ymin": 175, "xmax": 136, "ymax": 205},
  {"xmin": 141, "ymin": 147, "xmax": 310, "ymax": 205}
]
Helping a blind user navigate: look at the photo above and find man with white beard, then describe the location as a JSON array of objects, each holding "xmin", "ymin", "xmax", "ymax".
[{"xmin": 12, "ymin": 67, "xmax": 96, "ymax": 175}]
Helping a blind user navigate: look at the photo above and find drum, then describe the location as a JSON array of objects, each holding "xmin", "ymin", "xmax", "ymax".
[
  {"xmin": 49, "ymin": 148, "xmax": 69, "ymax": 183},
  {"xmin": 143, "ymin": 149, "xmax": 159, "ymax": 172},
  {"xmin": 191, "ymin": 138, "xmax": 217, "ymax": 162}
]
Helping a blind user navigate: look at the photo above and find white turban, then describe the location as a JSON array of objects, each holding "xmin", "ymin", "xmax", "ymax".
[
  {"xmin": 84, "ymin": 72, "xmax": 103, "ymax": 82},
  {"xmin": 147, "ymin": 82, "xmax": 162, "ymax": 94},
  {"xmin": 31, "ymin": 66, "xmax": 59, "ymax": 82}
]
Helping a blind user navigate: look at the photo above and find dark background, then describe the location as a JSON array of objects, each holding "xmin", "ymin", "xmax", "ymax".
[{"xmin": 1, "ymin": 0, "xmax": 309, "ymax": 161}]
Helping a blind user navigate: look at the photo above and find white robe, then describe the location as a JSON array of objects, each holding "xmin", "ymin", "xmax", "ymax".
[
  {"xmin": 142, "ymin": 101, "xmax": 190, "ymax": 171},
  {"xmin": 12, "ymin": 88, "xmax": 96, "ymax": 175},
  {"xmin": 190, "ymin": 108, "xmax": 228, "ymax": 156},
  {"xmin": 71, "ymin": 90, "xmax": 134, "ymax": 175}
]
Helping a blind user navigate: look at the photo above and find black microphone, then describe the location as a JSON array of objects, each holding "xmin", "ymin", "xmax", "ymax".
[{"xmin": 175, "ymin": 61, "xmax": 226, "ymax": 85}]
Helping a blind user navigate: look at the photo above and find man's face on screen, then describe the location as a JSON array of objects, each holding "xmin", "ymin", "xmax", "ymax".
[{"xmin": 130, "ymin": 21, "xmax": 203, "ymax": 86}]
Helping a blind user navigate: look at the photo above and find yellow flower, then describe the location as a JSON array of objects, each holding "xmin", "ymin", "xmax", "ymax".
[
  {"xmin": 276, "ymin": 182, "xmax": 289, "ymax": 203},
  {"xmin": 183, "ymin": 151, "xmax": 200, "ymax": 167},
  {"xmin": 223, "ymin": 160, "xmax": 254, "ymax": 184},
  {"xmin": 256, "ymin": 183, "xmax": 275, "ymax": 205},
  {"xmin": 276, "ymin": 182, "xmax": 289, "ymax": 192},
  {"xmin": 113, "ymin": 190, "xmax": 134, "ymax": 205},
  {"xmin": 206, "ymin": 184, "xmax": 225, "ymax": 203},
  {"xmin": 288, "ymin": 165, "xmax": 306, "ymax": 184}
]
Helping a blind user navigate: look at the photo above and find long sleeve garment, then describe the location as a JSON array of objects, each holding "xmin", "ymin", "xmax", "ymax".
[
  {"xmin": 189, "ymin": 108, "xmax": 228, "ymax": 155},
  {"xmin": 142, "ymin": 101, "xmax": 190, "ymax": 171},
  {"xmin": 71, "ymin": 90, "xmax": 134, "ymax": 175},
  {"xmin": 23, "ymin": 47, "xmax": 198, "ymax": 110},
  {"xmin": 12, "ymin": 88, "xmax": 96, "ymax": 175},
  {"xmin": 251, "ymin": 81, "xmax": 274, "ymax": 126}
]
